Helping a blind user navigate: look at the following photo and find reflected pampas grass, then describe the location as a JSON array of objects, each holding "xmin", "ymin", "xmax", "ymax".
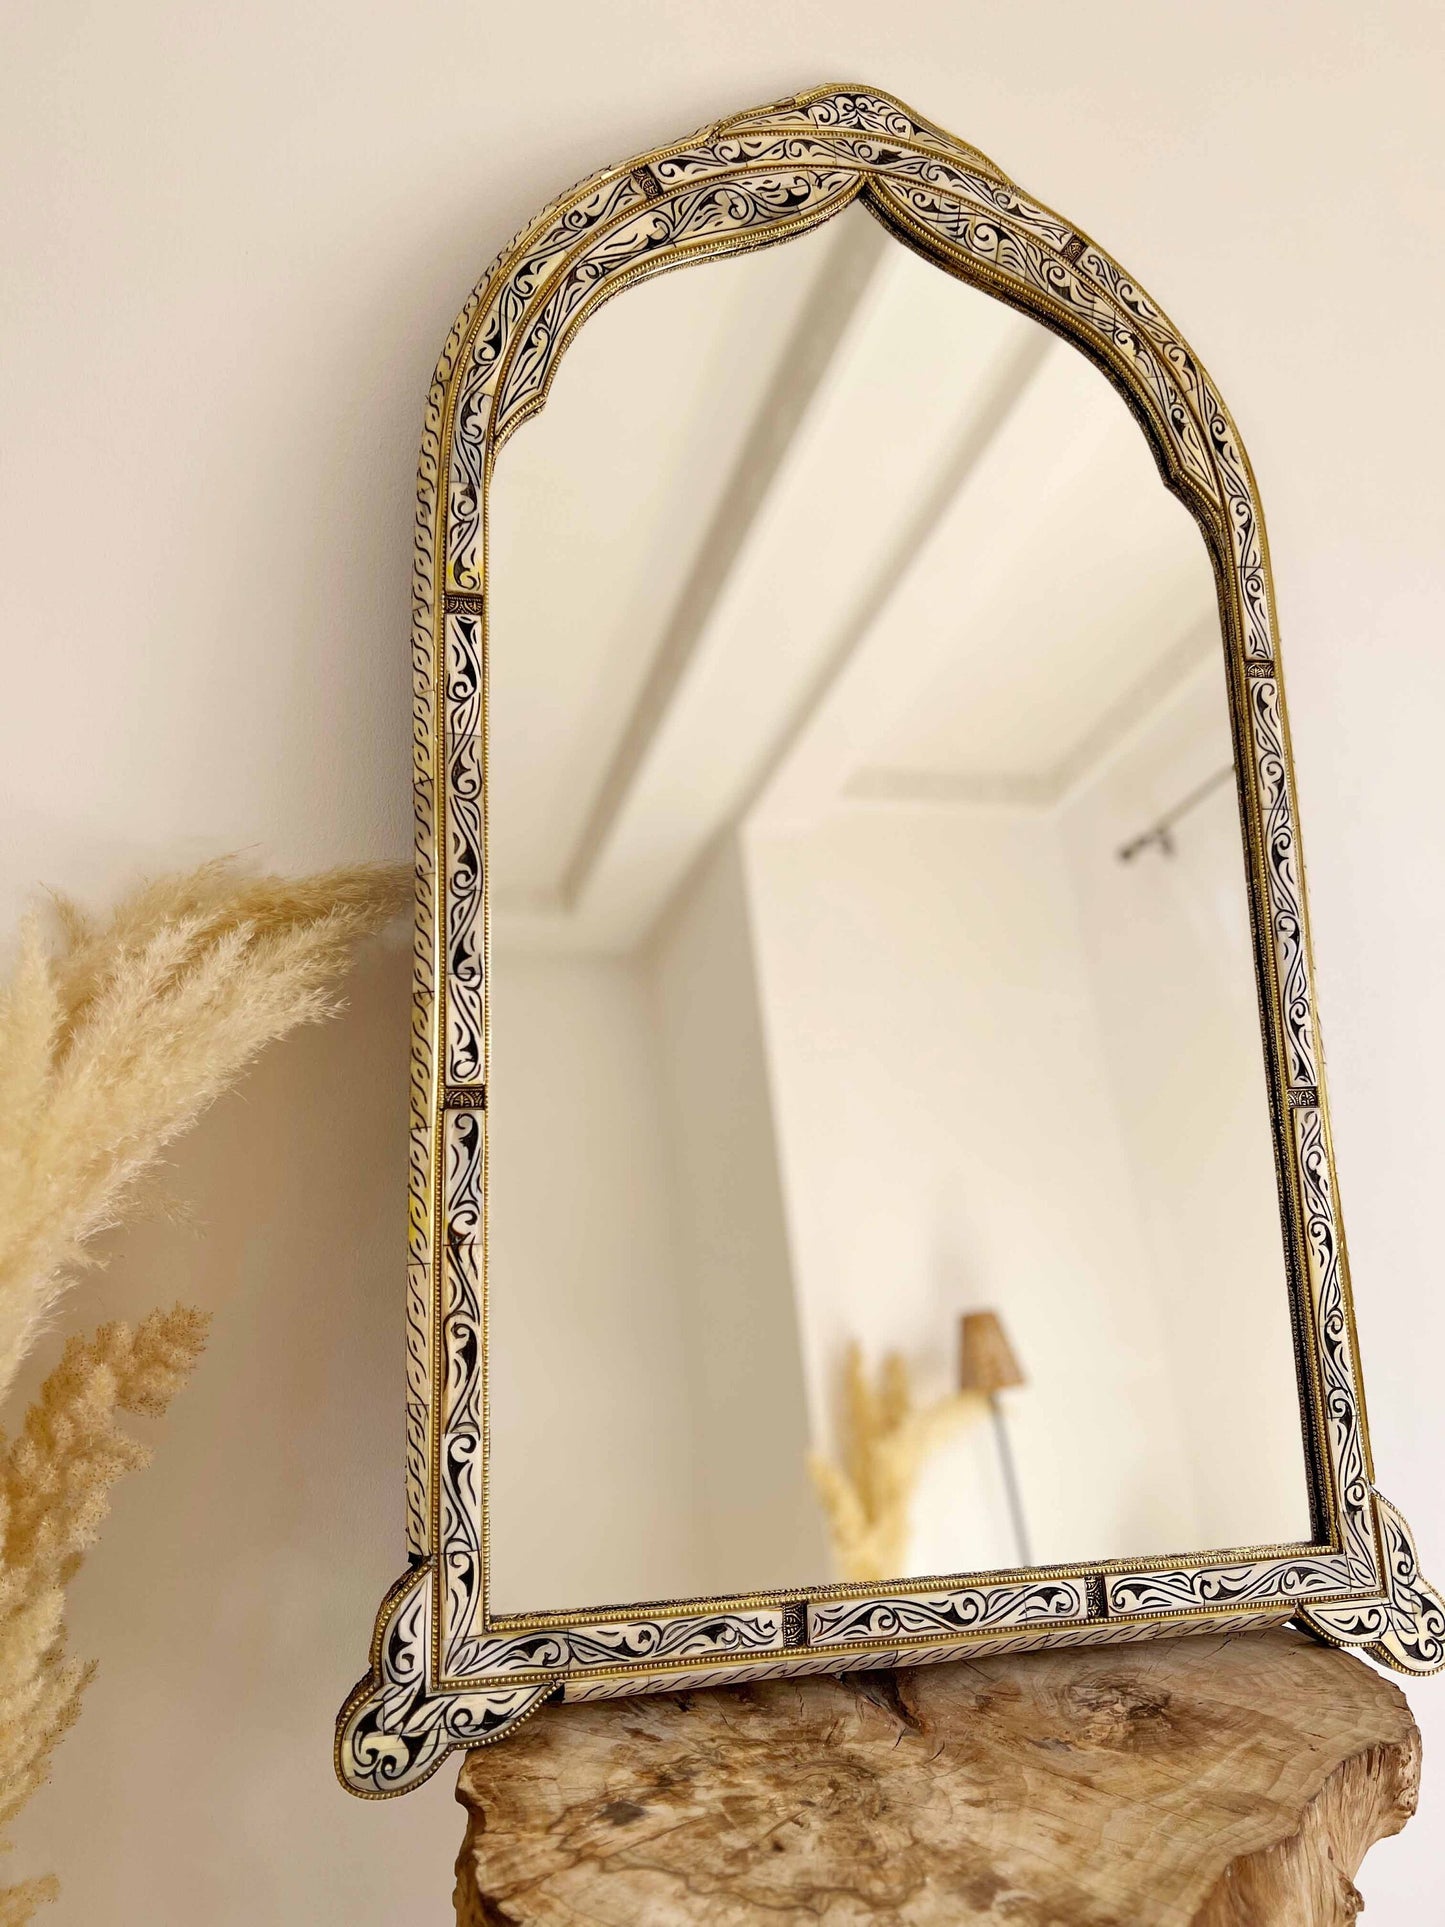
[
  {"xmin": 0, "ymin": 859, "xmax": 406, "ymax": 1917},
  {"xmin": 808, "ymin": 1342, "xmax": 982, "ymax": 1583}
]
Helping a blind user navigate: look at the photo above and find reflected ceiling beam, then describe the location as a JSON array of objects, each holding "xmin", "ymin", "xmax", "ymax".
[
  {"xmin": 843, "ymin": 768, "xmax": 1055, "ymax": 809},
  {"xmin": 559, "ymin": 209, "xmax": 891, "ymax": 913}
]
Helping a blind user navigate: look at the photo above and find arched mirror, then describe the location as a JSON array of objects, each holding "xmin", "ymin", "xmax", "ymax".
[{"xmin": 338, "ymin": 85, "xmax": 1442, "ymax": 1798}]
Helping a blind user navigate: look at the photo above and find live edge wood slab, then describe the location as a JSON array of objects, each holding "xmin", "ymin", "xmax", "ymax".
[{"xmin": 454, "ymin": 1627, "xmax": 1420, "ymax": 1926}]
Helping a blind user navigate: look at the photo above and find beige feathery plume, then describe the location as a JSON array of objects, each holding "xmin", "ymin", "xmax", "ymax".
[
  {"xmin": 0, "ymin": 858, "xmax": 407, "ymax": 1914},
  {"xmin": 0, "ymin": 858, "xmax": 409, "ymax": 1404},
  {"xmin": 0, "ymin": 1312, "xmax": 209, "ymax": 1863}
]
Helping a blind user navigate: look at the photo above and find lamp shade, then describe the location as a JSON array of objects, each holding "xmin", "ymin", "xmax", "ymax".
[{"xmin": 958, "ymin": 1310, "xmax": 1026, "ymax": 1395}]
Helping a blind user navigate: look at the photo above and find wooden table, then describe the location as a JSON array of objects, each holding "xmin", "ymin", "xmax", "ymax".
[{"xmin": 453, "ymin": 1627, "xmax": 1419, "ymax": 1924}]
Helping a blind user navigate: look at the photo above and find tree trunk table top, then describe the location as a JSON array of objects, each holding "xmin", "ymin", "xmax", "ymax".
[{"xmin": 454, "ymin": 1626, "xmax": 1419, "ymax": 1925}]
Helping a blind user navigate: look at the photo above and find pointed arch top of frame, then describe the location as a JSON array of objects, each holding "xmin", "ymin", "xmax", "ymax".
[{"xmin": 428, "ymin": 84, "xmax": 1249, "ymax": 634}]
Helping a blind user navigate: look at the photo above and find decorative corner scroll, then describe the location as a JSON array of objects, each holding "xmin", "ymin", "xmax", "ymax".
[
  {"xmin": 335, "ymin": 1570, "xmax": 559, "ymax": 1798},
  {"xmin": 1296, "ymin": 1491, "xmax": 1445, "ymax": 1676}
]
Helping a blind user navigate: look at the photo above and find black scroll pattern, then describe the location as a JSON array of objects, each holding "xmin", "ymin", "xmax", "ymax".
[
  {"xmin": 1106, "ymin": 1552, "xmax": 1351, "ymax": 1618},
  {"xmin": 873, "ymin": 180, "xmax": 1219, "ymax": 505},
  {"xmin": 1247, "ymin": 676, "xmax": 1319, "ymax": 1089},
  {"xmin": 446, "ymin": 170, "xmax": 652, "ymax": 593},
  {"xmin": 440, "ymin": 1240, "xmax": 484, "ymax": 1675},
  {"xmin": 649, "ymin": 131, "xmax": 1034, "ymax": 241},
  {"xmin": 448, "ymin": 1608, "xmax": 782, "ymax": 1681},
  {"xmin": 1080, "ymin": 249, "xmax": 1275, "ymax": 665},
  {"xmin": 443, "ymin": 1110, "xmax": 484, "ymax": 1244},
  {"xmin": 441, "ymin": 611, "xmax": 485, "ymax": 1085},
  {"xmin": 444, "ymin": 729, "xmax": 485, "ymax": 1083},
  {"xmin": 444, "ymin": 612, "xmax": 484, "ymax": 739},
  {"xmin": 1294, "ymin": 1103, "xmax": 1376, "ymax": 1585},
  {"xmin": 491, "ymin": 169, "xmax": 862, "ymax": 447},
  {"xmin": 800, "ymin": 88, "xmax": 935, "ymax": 146},
  {"xmin": 808, "ymin": 1578, "xmax": 1086, "ymax": 1646},
  {"xmin": 561, "ymin": 1607, "xmax": 1291, "ymax": 1705}
]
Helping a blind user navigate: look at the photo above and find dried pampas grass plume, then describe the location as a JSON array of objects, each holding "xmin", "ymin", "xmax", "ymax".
[
  {"xmin": 0, "ymin": 858, "xmax": 409, "ymax": 1404},
  {"xmin": 0, "ymin": 1310, "xmax": 209, "ymax": 1880},
  {"xmin": 0, "ymin": 857, "xmax": 407, "ymax": 1917}
]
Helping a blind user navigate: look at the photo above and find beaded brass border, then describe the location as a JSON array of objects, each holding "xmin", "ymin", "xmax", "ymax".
[{"xmin": 336, "ymin": 83, "xmax": 1441, "ymax": 1799}]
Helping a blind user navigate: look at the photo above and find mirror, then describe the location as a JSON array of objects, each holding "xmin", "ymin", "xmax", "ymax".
[
  {"xmin": 484, "ymin": 204, "xmax": 1312, "ymax": 1615},
  {"xmin": 338, "ymin": 87, "xmax": 1442, "ymax": 1801}
]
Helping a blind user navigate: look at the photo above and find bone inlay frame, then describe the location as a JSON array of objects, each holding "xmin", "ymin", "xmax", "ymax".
[{"xmin": 335, "ymin": 83, "xmax": 1443, "ymax": 1799}]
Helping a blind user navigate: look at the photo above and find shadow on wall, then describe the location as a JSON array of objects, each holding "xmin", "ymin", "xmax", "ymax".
[{"xmin": 8, "ymin": 934, "xmax": 462, "ymax": 1925}]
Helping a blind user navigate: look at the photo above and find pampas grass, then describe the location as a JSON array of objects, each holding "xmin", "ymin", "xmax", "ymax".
[
  {"xmin": 0, "ymin": 1309, "xmax": 209, "ymax": 1888},
  {"xmin": 0, "ymin": 860, "xmax": 409, "ymax": 1406},
  {"xmin": 0, "ymin": 858, "xmax": 406, "ymax": 1917}
]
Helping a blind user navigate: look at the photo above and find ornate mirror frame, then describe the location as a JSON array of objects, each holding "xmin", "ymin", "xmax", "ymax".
[{"xmin": 336, "ymin": 83, "xmax": 1442, "ymax": 1798}]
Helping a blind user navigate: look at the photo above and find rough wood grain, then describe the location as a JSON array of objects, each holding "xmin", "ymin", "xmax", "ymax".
[{"xmin": 454, "ymin": 1628, "xmax": 1419, "ymax": 1924}]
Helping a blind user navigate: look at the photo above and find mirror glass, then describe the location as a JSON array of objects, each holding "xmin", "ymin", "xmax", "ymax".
[{"xmin": 484, "ymin": 205, "xmax": 1314, "ymax": 1616}]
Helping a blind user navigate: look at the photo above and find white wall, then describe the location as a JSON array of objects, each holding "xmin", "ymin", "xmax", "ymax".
[
  {"xmin": 1060, "ymin": 660, "xmax": 1315, "ymax": 1552},
  {"xmin": 487, "ymin": 865, "xmax": 827, "ymax": 1612},
  {"xmin": 646, "ymin": 837, "xmax": 827, "ymax": 1595},
  {"xmin": 486, "ymin": 950, "xmax": 705, "ymax": 1611},
  {"xmin": 4, "ymin": 4, "xmax": 1443, "ymax": 1919}
]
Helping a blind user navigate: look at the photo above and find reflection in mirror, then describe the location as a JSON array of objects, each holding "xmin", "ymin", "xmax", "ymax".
[{"xmin": 485, "ymin": 204, "xmax": 1313, "ymax": 1617}]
